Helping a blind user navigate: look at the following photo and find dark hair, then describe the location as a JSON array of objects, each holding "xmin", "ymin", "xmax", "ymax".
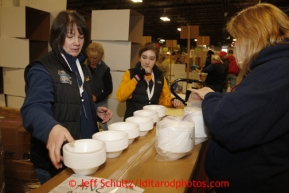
[
  {"xmin": 207, "ymin": 50, "xmax": 215, "ymax": 56},
  {"xmin": 138, "ymin": 42, "xmax": 159, "ymax": 61},
  {"xmin": 49, "ymin": 10, "xmax": 89, "ymax": 54},
  {"xmin": 228, "ymin": 50, "xmax": 233, "ymax": 54}
]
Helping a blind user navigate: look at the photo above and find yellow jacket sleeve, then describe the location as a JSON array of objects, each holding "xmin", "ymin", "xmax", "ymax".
[
  {"xmin": 159, "ymin": 78, "xmax": 174, "ymax": 107},
  {"xmin": 116, "ymin": 70, "xmax": 138, "ymax": 102}
]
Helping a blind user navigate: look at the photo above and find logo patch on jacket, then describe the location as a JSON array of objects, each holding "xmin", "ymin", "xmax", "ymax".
[{"xmin": 58, "ymin": 70, "xmax": 72, "ymax": 84}]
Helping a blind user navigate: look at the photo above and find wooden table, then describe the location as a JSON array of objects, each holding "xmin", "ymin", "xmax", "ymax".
[{"xmin": 31, "ymin": 108, "xmax": 207, "ymax": 193}]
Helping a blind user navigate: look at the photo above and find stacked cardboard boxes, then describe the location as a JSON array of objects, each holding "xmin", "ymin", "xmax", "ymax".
[
  {"xmin": 0, "ymin": 0, "xmax": 67, "ymax": 108},
  {"xmin": 90, "ymin": 9, "xmax": 144, "ymax": 123},
  {"xmin": 0, "ymin": 107, "xmax": 41, "ymax": 193}
]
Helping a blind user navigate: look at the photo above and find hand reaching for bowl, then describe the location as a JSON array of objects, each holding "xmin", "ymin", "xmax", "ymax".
[
  {"xmin": 190, "ymin": 87, "xmax": 214, "ymax": 100},
  {"xmin": 47, "ymin": 124, "xmax": 74, "ymax": 169}
]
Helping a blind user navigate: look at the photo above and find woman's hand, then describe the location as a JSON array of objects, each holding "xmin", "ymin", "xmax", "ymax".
[
  {"xmin": 190, "ymin": 87, "xmax": 214, "ymax": 99},
  {"xmin": 46, "ymin": 124, "xmax": 74, "ymax": 169},
  {"xmin": 171, "ymin": 98, "xmax": 185, "ymax": 108},
  {"xmin": 97, "ymin": 106, "xmax": 113, "ymax": 123}
]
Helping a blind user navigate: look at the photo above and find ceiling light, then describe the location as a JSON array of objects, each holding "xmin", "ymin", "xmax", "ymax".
[
  {"xmin": 131, "ymin": 0, "xmax": 142, "ymax": 2},
  {"xmin": 177, "ymin": 28, "xmax": 181, "ymax": 31},
  {"xmin": 160, "ymin": 9, "xmax": 170, "ymax": 21},
  {"xmin": 160, "ymin": 16, "xmax": 170, "ymax": 21}
]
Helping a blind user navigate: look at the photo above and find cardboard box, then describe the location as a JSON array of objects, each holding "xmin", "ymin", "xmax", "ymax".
[
  {"xmin": 197, "ymin": 36, "xmax": 210, "ymax": 46},
  {"xmin": 4, "ymin": 160, "xmax": 40, "ymax": 193},
  {"xmin": 180, "ymin": 25, "xmax": 199, "ymax": 39},
  {"xmin": 91, "ymin": 9, "xmax": 144, "ymax": 43},
  {"xmin": 142, "ymin": 36, "xmax": 152, "ymax": 45},
  {"xmin": 0, "ymin": 38, "xmax": 48, "ymax": 68},
  {"xmin": 0, "ymin": 6, "xmax": 50, "ymax": 41},
  {"xmin": 0, "ymin": 67, "xmax": 3, "ymax": 94},
  {"xmin": 6, "ymin": 95, "xmax": 25, "ymax": 109},
  {"xmin": 3, "ymin": 68, "xmax": 25, "ymax": 97}
]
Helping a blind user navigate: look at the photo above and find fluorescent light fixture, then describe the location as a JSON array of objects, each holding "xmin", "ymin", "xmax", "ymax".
[
  {"xmin": 131, "ymin": 0, "xmax": 142, "ymax": 2},
  {"xmin": 233, "ymin": 38, "xmax": 237, "ymax": 41},
  {"xmin": 160, "ymin": 16, "xmax": 170, "ymax": 21},
  {"xmin": 177, "ymin": 28, "xmax": 181, "ymax": 31}
]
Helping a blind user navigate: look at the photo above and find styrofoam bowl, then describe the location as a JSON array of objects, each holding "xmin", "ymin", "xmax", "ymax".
[
  {"xmin": 108, "ymin": 122, "xmax": 140, "ymax": 144},
  {"xmin": 165, "ymin": 151, "xmax": 189, "ymax": 160},
  {"xmin": 133, "ymin": 109, "xmax": 158, "ymax": 123},
  {"xmin": 125, "ymin": 116, "xmax": 154, "ymax": 137},
  {"xmin": 63, "ymin": 139, "xmax": 106, "ymax": 175},
  {"xmin": 92, "ymin": 130, "xmax": 129, "ymax": 158},
  {"xmin": 143, "ymin": 105, "xmax": 166, "ymax": 118}
]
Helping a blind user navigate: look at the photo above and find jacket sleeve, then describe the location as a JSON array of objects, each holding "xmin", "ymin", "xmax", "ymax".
[
  {"xmin": 202, "ymin": 73, "xmax": 289, "ymax": 152},
  {"xmin": 158, "ymin": 78, "xmax": 174, "ymax": 107},
  {"xmin": 96, "ymin": 67, "xmax": 113, "ymax": 102},
  {"xmin": 116, "ymin": 70, "xmax": 138, "ymax": 102},
  {"xmin": 20, "ymin": 64, "xmax": 59, "ymax": 144}
]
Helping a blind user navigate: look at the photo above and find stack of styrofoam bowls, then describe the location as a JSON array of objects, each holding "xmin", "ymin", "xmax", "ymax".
[
  {"xmin": 143, "ymin": 105, "xmax": 166, "ymax": 120},
  {"xmin": 63, "ymin": 139, "xmax": 106, "ymax": 175},
  {"xmin": 108, "ymin": 122, "xmax": 140, "ymax": 144},
  {"xmin": 92, "ymin": 130, "xmax": 129, "ymax": 158},
  {"xmin": 133, "ymin": 109, "xmax": 158, "ymax": 123},
  {"xmin": 125, "ymin": 116, "xmax": 154, "ymax": 137},
  {"xmin": 156, "ymin": 119, "xmax": 195, "ymax": 160},
  {"xmin": 183, "ymin": 106, "xmax": 209, "ymax": 145}
]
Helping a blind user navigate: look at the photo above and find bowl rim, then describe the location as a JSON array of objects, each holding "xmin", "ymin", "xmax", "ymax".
[
  {"xmin": 125, "ymin": 115, "xmax": 153, "ymax": 123},
  {"xmin": 92, "ymin": 130, "xmax": 129, "ymax": 142},
  {"xmin": 63, "ymin": 139, "xmax": 105, "ymax": 154}
]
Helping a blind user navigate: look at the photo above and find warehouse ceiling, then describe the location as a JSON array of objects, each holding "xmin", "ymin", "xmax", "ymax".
[{"xmin": 67, "ymin": 0, "xmax": 289, "ymax": 47}]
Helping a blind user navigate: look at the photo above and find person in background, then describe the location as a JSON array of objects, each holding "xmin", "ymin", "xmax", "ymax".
[
  {"xmin": 116, "ymin": 42, "xmax": 184, "ymax": 120},
  {"xmin": 191, "ymin": 3, "xmax": 289, "ymax": 192},
  {"xmin": 175, "ymin": 57, "xmax": 182, "ymax": 64},
  {"xmin": 198, "ymin": 54, "xmax": 225, "ymax": 92},
  {"xmin": 85, "ymin": 42, "xmax": 113, "ymax": 130},
  {"xmin": 204, "ymin": 50, "xmax": 215, "ymax": 68},
  {"xmin": 218, "ymin": 51, "xmax": 230, "ymax": 92},
  {"xmin": 226, "ymin": 49, "xmax": 240, "ymax": 90},
  {"xmin": 156, "ymin": 53, "xmax": 170, "ymax": 83},
  {"xmin": 20, "ymin": 10, "xmax": 112, "ymax": 184}
]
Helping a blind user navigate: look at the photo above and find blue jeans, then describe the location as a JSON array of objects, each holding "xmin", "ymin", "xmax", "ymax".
[
  {"xmin": 95, "ymin": 99, "xmax": 108, "ymax": 130},
  {"xmin": 34, "ymin": 166, "xmax": 60, "ymax": 184},
  {"xmin": 227, "ymin": 73, "xmax": 237, "ymax": 89}
]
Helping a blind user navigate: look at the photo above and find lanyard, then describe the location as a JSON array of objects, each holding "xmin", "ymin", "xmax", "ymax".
[
  {"xmin": 145, "ymin": 72, "xmax": 155, "ymax": 104},
  {"xmin": 61, "ymin": 53, "xmax": 84, "ymax": 97}
]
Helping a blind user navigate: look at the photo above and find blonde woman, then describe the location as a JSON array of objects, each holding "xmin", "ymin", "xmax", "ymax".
[
  {"xmin": 85, "ymin": 42, "xmax": 113, "ymax": 130},
  {"xmin": 191, "ymin": 4, "xmax": 289, "ymax": 192}
]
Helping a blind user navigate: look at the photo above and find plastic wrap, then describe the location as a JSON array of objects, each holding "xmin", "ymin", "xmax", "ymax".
[
  {"xmin": 155, "ymin": 117, "xmax": 195, "ymax": 161},
  {"xmin": 185, "ymin": 90, "xmax": 210, "ymax": 144}
]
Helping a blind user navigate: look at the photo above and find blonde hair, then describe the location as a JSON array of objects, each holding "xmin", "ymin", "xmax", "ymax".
[
  {"xmin": 86, "ymin": 42, "xmax": 104, "ymax": 59},
  {"xmin": 211, "ymin": 54, "xmax": 223, "ymax": 64},
  {"xmin": 227, "ymin": 3, "xmax": 289, "ymax": 75}
]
